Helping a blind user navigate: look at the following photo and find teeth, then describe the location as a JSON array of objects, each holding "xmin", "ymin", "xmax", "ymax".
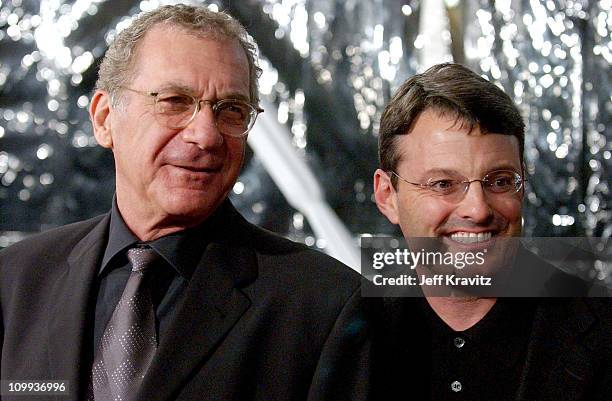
[{"xmin": 449, "ymin": 232, "xmax": 492, "ymax": 244}]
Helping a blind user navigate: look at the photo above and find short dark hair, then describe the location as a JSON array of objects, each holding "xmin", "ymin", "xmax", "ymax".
[{"xmin": 379, "ymin": 63, "xmax": 525, "ymax": 185}]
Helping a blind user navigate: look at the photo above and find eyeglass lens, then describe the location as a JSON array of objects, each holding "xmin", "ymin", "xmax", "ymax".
[
  {"xmin": 433, "ymin": 171, "xmax": 520, "ymax": 202},
  {"xmin": 480, "ymin": 171, "xmax": 520, "ymax": 193},
  {"xmin": 154, "ymin": 92, "xmax": 255, "ymax": 136}
]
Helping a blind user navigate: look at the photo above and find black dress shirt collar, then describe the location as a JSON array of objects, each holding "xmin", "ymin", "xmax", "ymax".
[
  {"xmin": 99, "ymin": 198, "xmax": 216, "ymax": 279},
  {"xmin": 99, "ymin": 200, "xmax": 138, "ymax": 274}
]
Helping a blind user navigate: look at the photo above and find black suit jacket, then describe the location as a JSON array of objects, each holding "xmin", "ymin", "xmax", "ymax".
[
  {"xmin": 514, "ymin": 297, "xmax": 612, "ymax": 401},
  {"xmin": 377, "ymin": 248, "xmax": 612, "ymax": 400},
  {"xmin": 0, "ymin": 202, "xmax": 373, "ymax": 401}
]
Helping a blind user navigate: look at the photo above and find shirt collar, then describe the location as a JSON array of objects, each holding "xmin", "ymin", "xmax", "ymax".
[
  {"xmin": 463, "ymin": 298, "xmax": 537, "ymax": 344},
  {"xmin": 422, "ymin": 297, "xmax": 538, "ymax": 344},
  {"xmin": 100, "ymin": 199, "xmax": 139, "ymax": 275},
  {"xmin": 100, "ymin": 198, "xmax": 220, "ymax": 279},
  {"xmin": 148, "ymin": 224, "xmax": 211, "ymax": 280}
]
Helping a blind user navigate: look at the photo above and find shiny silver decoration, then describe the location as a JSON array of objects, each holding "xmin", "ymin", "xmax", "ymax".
[
  {"xmin": 1, "ymin": 0, "xmax": 609, "ymax": 246},
  {"xmin": 464, "ymin": 0, "xmax": 610, "ymax": 237}
]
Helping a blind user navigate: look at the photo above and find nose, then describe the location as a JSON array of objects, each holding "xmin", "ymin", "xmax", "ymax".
[
  {"xmin": 180, "ymin": 103, "xmax": 224, "ymax": 149},
  {"xmin": 454, "ymin": 180, "xmax": 494, "ymax": 223}
]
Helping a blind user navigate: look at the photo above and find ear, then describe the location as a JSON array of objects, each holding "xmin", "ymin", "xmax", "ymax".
[
  {"xmin": 90, "ymin": 90, "xmax": 113, "ymax": 149},
  {"xmin": 373, "ymin": 168, "xmax": 400, "ymax": 225}
]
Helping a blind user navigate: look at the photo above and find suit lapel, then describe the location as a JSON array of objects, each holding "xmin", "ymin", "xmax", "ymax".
[
  {"xmin": 46, "ymin": 215, "xmax": 109, "ymax": 399},
  {"xmin": 515, "ymin": 299, "xmax": 596, "ymax": 401},
  {"xmin": 136, "ymin": 234, "xmax": 257, "ymax": 401}
]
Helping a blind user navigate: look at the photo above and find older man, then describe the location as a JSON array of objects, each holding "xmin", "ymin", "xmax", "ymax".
[
  {"xmin": 373, "ymin": 63, "xmax": 611, "ymax": 400},
  {"xmin": 0, "ymin": 5, "xmax": 371, "ymax": 401}
]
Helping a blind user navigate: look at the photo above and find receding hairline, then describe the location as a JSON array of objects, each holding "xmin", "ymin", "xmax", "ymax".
[
  {"xmin": 121, "ymin": 22, "xmax": 250, "ymax": 89},
  {"xmin": 389, "ymin": 106, "xmax": 523, "ymax": 168},
  {"xmin": 392, "ymin": 106, "xmax": 505, "ymax": 148}
]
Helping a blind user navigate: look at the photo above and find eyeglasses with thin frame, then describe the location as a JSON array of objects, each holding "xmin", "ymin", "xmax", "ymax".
[
  {"xmin": 121, "ymin": 87, "xmax": 264, "ymax": 137},
  {"xmin": 389, "ymin": 169, "xmax": 525, "ymax": 203}
]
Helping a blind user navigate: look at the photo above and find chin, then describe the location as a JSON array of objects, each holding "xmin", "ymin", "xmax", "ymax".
[{"xmin": 159, "ymin": 190, "xmax": 226, "ymax": 223}]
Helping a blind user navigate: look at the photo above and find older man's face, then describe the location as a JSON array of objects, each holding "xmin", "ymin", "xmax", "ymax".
[
  {"xmin": 375, "ymin": 109, "xmax": 524, "ymax": 247},
  {"xmin": 93, "ymin": 25, "xmax": 250, "ymax": 234}
]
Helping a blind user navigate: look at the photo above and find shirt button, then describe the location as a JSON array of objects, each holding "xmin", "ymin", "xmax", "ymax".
[
  {"xmin": 451, "ymin": 380, "xmax": 462, "ymax": 392},
  {"xmin": 454, "ymin": 337, "xmax": 465, "ymax": 348}
]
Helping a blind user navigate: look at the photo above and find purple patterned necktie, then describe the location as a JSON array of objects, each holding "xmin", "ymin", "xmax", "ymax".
[{"xmin": 89, "ymin": 245, "xmax": 158, "ymax": 401}]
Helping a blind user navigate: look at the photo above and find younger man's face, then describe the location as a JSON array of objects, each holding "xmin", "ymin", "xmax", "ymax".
[{"xmin": 374, "ymin": 109, "xmax": 524, "ymax": 246}]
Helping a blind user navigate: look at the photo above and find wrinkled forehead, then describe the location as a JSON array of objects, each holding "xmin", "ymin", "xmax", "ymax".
[
  {"xmin": 130, "ymin": 22, "xmax": 244, "ymax": 75},
  {"xmin": 395, "ymin": 111, "xmax": 522, "ymax": 177}
]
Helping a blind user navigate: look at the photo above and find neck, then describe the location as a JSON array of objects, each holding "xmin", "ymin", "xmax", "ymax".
[
  {"xmin": 425, "ymin": 296, "xmax": 497, "ymax": 331},
  {"xmin": 115, "ymin": 192, "xmax": 204, "ymax": 242}
]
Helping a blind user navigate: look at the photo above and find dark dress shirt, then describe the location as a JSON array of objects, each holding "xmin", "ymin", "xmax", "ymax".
[
  {"xmin": 381, "ymin": 297, "xmax": 538, "ymax": 401},
  {"xmin": 92, "ymin": 201, "xmax": 214, "ymax": 354},
  {"xmin": 424, "ymin": 298, "xmax": 537, "ymax": 400}
]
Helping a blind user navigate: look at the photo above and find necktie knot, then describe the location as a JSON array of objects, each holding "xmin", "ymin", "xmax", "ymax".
[{"xmin": 127, "ymin": 246, "xmax": 159, "ymax": 273}]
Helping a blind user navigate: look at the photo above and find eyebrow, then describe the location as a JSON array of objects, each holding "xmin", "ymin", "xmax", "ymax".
[
  {"xmin": 420, "ymin": 168, "xmax": 463, "ymax": 179},
  {"xmin": 153, "ymin": 83, "xmax": 251, "ymax": 102},
  {"xmin": 153, "ymin": 83, "xmax": 196, "ymax": 95},
  {"xmin": 485, "ymin": 164, "xmax": 522, "ymax": 173},
  {"xmin": 223, "ymin": 92, "xmax": 250, "ymax": 102},
  {"xmin": 421, "ymin": 165, "xmax": 521, "ymax": 179}
]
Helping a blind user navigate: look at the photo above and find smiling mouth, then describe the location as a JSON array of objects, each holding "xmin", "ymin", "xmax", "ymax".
[{"xmin": 448, "ymin": 231, "xmax": 493, "ymax": 244}]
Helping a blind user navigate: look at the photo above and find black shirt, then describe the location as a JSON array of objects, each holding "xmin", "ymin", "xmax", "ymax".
[
  {"xmin": 382, "ymin": 297, "xmax": 538, "ymax": 401},
  {"xmin": 92, "ymin": 201, "xmax": 213, "ymax": 353},
  {"xmin": 424, "ymin": 298, "xmax": 537, "ymax": 400}
]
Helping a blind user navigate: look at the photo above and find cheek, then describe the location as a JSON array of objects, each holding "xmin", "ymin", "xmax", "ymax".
[
  {"xmin": 225, "ymin": 141, "xmax": 246, "ymax": 169},
  {"xmin": 398, "ymin": 195, "xmax": 454, "ymax": 234},
  {"xmin": 116, "ymin": 140, "xmax": 158, "ymax": 171},
  {"xmin": 421, "ymin": 201, "xmax": 455, "ymax": 228},
  {"xmin": 493, "ymin": 197, "xmax": 523, "ymax": 223}
]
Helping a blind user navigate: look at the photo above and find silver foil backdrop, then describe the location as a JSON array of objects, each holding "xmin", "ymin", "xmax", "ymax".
[{"xmin": 0, "ymin": 0, "xmax": 610, "ymax": 250}]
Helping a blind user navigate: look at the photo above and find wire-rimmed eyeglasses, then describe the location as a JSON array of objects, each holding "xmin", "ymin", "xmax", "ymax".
[
  {"xmin": 121, "ymin": 87, "xmax": 263, "ymax": 138},
  {"xmin": 389, "ymin": 169, "xmax": 525, "ymax": 203}
]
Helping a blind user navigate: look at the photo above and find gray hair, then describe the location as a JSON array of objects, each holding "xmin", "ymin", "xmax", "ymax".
[{"xmin": 96, "ymin": 4, "xmax": 261, "ymax": 106}]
